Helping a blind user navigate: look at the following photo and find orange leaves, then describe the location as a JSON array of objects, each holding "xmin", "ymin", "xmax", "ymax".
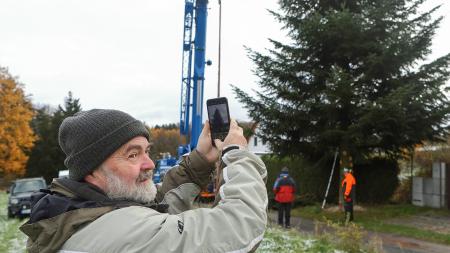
[
  {"xmin": 0, "ymin": 68, "xmax": 36, "ymax": 176},
  {"xmin": 149, "ymin": 128, "xmax": 184, "ymax": 159}
]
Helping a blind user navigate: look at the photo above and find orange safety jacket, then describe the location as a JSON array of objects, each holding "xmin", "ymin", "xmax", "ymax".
[{"xmin": 341, "ymin": 173, "xmax": 356, "ymax": 202}]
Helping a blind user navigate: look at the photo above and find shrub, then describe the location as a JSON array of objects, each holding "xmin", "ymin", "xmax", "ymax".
[
  {"xmin": 391, "ymin": 176, "xmax": 412, "ymax": 203},
  {"xmin": 262, "ymin": 154, "xmax": 339, "ymax": 207},
  {"xmin": 264, "ymin": 154, "xmax": 399, "ymax": 205},
  {"xmin": 354, "ymin": 157, "xmax": 399, "ymax": 203}
]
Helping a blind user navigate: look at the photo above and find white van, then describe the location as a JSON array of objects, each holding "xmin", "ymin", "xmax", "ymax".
[{"xmin": 58, "ymin": 170, "xmax": 69, "ymax": 178}]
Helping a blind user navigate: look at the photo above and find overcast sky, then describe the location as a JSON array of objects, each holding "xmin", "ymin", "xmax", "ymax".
[{"xmin": 1, "ymin": 0, "xmax": 449, "ymax": 126}]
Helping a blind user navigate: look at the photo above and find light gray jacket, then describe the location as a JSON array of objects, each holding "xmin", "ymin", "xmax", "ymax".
[{"xmin": 59, "ymin": 149, "xmax": 268, "ymax": 253}]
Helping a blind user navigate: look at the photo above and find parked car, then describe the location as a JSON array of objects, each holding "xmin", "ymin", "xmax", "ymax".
[
  {"xmin": 58, "ymin": 169, "xmax": 69, "ymax": 178},
  {"xmin": 7, "ymin": 177, "xmax": 47, "ymax": 218}
]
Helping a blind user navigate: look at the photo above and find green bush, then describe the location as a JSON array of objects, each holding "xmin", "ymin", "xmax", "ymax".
[
  {"xmin": 262, "ymin": 154, "xmax": 338, "ymax": 207},
  {"xmin": 391, "ymin": 176, "xmax": 412, "ymax": 203},
  {"xmin": 263, "ymin": 155, "xmax": 399, "ymax": 205},
  {"xmin": 317, "ymin": 220, "xmax": 383, "ymax": 253},
  {"xmin": 354, "ymin": 157, "xmax": 399, "ymax": 203}
]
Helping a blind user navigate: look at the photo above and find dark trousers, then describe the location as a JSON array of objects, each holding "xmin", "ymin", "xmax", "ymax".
[
  {"xmin": 277, "ymin": 202, "xmax": 292, "ymax": 227},
  {"xmin": 344, "ymin": 201, "xmax": 354, "ymax": 224}
]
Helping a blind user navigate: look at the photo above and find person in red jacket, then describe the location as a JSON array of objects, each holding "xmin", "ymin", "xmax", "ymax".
[
  {"xmin": 341, "ymin": 167, "xmax": 356, "ymax": 224},
  {"xmin": 273, "ymin": 167, "xmax": 296, "ymax": 228}
]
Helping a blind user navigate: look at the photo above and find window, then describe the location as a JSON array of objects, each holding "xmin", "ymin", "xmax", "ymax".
[
  {"xmin": 254, "ymin": 137, "xmax": 258, "ymax": 146},
  {"xmin": 12, "ymin": 180, "xmax": 45, "ymax": 194}
]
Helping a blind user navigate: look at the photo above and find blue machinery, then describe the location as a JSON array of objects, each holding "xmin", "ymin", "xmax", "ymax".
[
  {"xmin": 154, "ymin": 0, "xmax": 211, "ymax": 183},
  {"xmin": 179, "ymin": 0, "xmax": 210, "ymax": 156}
]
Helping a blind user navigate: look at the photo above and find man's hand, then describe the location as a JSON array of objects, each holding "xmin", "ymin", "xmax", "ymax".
[
  {"xmin": 197, "ymin": 119, "xmax": 248, "ymax": 163},
  {"xmin": 344, "ymin": 195, "xmax": 351, "ymax": 202},
  {"xmin": 214, "ymin": 119, "xmax": 247, "ymax": 150},
  {"xmin": 196, "ymin": 121, "xmax": 220, "ymax": 163}
]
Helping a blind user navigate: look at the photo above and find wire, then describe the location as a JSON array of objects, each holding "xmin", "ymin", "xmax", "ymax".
[{"xmin": 217, "ymin": 0, "xmax": 222, "ymax": 98}]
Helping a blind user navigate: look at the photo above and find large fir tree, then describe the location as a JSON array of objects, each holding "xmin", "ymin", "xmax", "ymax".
[{"xmin": 234, "ymin": 0, "xmax": 450, "ymax": 166}]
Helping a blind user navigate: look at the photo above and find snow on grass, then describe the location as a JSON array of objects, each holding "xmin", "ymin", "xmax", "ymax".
[
  {"xmin": 258, "ymin": 226, "xmax": 337, "ymax": 253},
  {"xmin": 0, "ymin": 192, "xmax": 27, "ymax": 253}
]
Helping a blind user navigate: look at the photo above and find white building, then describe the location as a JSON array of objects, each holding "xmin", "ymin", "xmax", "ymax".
[
  {"xmin": 247, "ymin": 126, "xmax": 272, "ymax": 156},
  {"xmin": 412, "ymin": 162, "xmax": 449, "ymax": 209}
]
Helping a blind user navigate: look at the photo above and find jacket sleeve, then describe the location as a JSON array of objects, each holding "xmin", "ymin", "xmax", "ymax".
[
  {"xmin": 273, "ymin": 177, "xmax": 280, "ymax": 192},
  {"xmin": 290, "ymin": 177, "xmax": 297, "ymax": 194},
  {"xmin": 156, "ymin": 150, "xmax": 215, "ymax": 214},
  {"xmin": 158, "ymin": 149, "xmax": 268, "ymax": 252}
]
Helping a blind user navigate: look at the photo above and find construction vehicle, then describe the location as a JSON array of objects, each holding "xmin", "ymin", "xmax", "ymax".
[
  {"xmin": 153, "ymin": 0, "xmax": 211, "ymax": 184},
  {"xmin": 152, "ymin": 153, "xmax": 178, "ymax": 184}
]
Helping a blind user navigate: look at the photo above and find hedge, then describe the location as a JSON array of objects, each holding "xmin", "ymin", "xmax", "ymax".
[{"xmin": 262, "ymin": 155, "xmax": 399, "ymax": 205}]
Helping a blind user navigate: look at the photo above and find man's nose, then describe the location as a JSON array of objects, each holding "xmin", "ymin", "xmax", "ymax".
[{"xmin": 141, "ymin": 156, "xmax": 155, "ymax": 171}]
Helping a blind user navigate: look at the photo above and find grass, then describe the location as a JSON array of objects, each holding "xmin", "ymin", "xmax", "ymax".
[
  {"xmin": 259, "ymin": 224, "xmax": 383, "ymax": 253},
  {"xmin": 259, "ymin": 226, "xmax": 340, "ymax": 253},
  {"xmin": 291, "ymin": 203, "xmax": 450, "ymax": 245},
  {"xmin": 0, "ymin": 192, "xmax": 27, "ymax": 253}
]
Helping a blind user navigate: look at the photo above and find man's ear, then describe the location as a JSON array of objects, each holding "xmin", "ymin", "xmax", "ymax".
[
  {"xmin": 85, "ymin": 169, "xmax": 107, "ymax": 191},
  {"xmin": 84, "ymin": 174, "xmax": 96, "ymax": 183}
]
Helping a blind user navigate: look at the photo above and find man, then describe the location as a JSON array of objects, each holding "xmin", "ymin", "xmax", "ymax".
[
  {"xmin": 341, "ymin": 167, "xmax": 356, "ymax": 224},
  {"xmin": 20, "ymin": 109, "xmax": 267, "ymax": 253},
  {"xmin": 273, "ymin": 166, "xmax": 296, "ymax": 228}
]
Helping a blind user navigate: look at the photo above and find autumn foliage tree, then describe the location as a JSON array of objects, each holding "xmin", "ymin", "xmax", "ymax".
[
  {"xmin": 0, "ymin": 67, "xmax": 36, "ymax": 178},
  {"xmin": 149, "ymin": 127, "xmax": 184, "ymax": 160}
]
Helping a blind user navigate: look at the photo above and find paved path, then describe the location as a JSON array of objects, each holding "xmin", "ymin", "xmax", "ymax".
[{"xmin": 268, "ymin": 211, "xmax": 450, "ymax": 253}]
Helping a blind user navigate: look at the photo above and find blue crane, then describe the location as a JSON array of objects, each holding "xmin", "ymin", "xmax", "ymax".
[
  {"xmin": 178, "ymin": 0, "xmax": 210, "ymax": 156},
  {"xmin": 153, "ymin": 0, "xmax": 211, "ymax": 184}
]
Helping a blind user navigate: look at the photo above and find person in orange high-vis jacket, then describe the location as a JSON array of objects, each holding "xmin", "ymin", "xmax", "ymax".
[
  {"xmin": 273, "ymin": 167, "xmax": 296, "ymax": 228},
  {"xmin": 341, "ymin": 167, "xmax": 356, "ymax": 224}
]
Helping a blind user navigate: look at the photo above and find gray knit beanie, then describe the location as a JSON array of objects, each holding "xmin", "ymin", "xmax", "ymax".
[{"xmin": 58, "ymin": 109, "xmax": 150, "ymax": 181}]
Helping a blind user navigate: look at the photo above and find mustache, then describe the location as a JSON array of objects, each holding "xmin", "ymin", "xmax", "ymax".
[{"xmin": 137, "ymin": 170, "xmax": 153, "ymax": 182}]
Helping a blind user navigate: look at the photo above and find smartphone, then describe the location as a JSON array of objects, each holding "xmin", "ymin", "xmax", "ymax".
[{"xmin": 206, "ymin": 97, "xmax": 230, "ymax": 143}]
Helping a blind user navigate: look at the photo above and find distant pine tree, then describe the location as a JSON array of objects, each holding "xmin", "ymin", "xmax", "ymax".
[
  {"xmin": 153, "ymin": 123, "xmax": 179, "ymax": 130},
  {"xmin": 26, "ymin": 92, "xmax": 82, "ymax": 182},
  {"xmin": 26, "ymin": 106, "xmax": 57, "ymax": 182}
]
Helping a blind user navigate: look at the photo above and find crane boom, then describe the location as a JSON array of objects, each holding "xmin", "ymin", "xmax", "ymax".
[
  {"xmin": 180, "ymin": 0, "xmax": 194, "ymax": 137},
  {"xmin": 179, "ymin": 0, "xmax": 209, "ymax": 156},
  {"xmin": 154, "ymin": 0, "xmax": 210, "ymax": 184}
]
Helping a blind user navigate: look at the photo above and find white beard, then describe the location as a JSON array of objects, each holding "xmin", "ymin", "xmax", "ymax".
[{"xmin": 101, "ymin": 167, "xmax": 157, "ymax": 204}]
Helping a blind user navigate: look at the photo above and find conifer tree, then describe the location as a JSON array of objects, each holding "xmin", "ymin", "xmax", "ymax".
[
  {"xmin": 26, "ymin": 92, "xmax": 82, "ymax": 182},
  {"xmin": 234, "ymin": 0, "xmax": 450, "ymax": 166}
]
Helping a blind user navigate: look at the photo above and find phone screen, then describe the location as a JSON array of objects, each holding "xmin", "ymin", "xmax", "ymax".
[
  {"xmin": 208, "ymin": 103, "xmax": 229, "ymax": 131},
  {"xmin": 206, "ymin": 97, "xmax": 230, "ymax": 142}
]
